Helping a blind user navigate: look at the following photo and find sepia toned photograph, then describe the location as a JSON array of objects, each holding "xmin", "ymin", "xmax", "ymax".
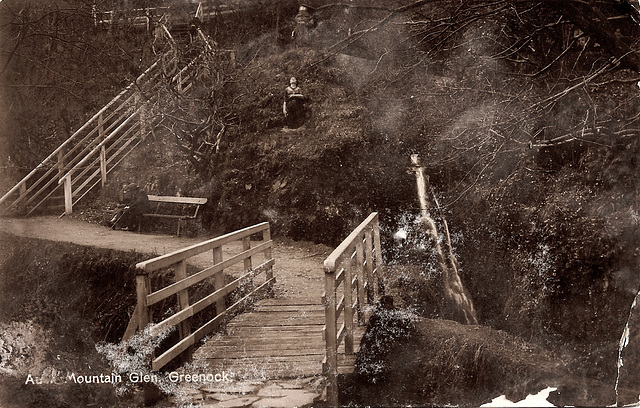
[{"xmin": 2, "ymin": 0, "xmax": 640, "ymax": 406}]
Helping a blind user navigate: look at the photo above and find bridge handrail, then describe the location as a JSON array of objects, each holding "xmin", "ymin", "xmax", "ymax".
[
  {"xmin": 323, "ymin": 212, "xmax": 384, "ymax": 407},
  {"xmin": 129, "ymin": 222, "xmax": 275, "ymax": 371}
]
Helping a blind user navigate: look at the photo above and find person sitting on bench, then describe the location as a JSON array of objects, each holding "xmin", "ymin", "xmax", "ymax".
[{"xmin": 111, "ymin": 183, "xmax": 150, "ymax": 230}]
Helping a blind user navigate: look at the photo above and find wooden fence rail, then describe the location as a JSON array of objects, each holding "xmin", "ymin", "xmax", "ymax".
[
  {"xmin": 126, "ymin": 222, "xmax": 275, "ymax": 371},
  {"xmin": 323, "ymin": 212, "xmax": 384, "ymax": 407},
  {"xmin": 93, "ymin": 2, "xmax": 251, "ymax": 30}
]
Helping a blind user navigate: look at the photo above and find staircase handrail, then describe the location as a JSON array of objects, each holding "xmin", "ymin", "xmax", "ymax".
[
  {"xmin": 0, "ymin": 50, "xmax": 176, "ymax": 209},
  {"xmin": 59, "ymin": 48, "xmax": 207, "ymax": 185},
  {"xmin": 57, "ymin": 106, "xmax": 141, "ymax": 185},
  {"xmin": 1, "ymin": 26, "xmax": 217, "ymax": 215}
]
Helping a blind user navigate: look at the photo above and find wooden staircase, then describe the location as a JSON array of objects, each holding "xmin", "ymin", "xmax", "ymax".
[{"xmin": 0, "ymin": 29, "xmax": 214, "ymax": 217}]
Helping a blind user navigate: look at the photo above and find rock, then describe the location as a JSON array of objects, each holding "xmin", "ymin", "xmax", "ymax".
[
  {"xmin": 217, "ymin": 396, "xmax": 260, "ymax": 407},
  {"xmin": 257, "ymin": 384, "xmax": 286, "ymax": 397},
  {"xmin": 175, "ymin": 387, "xmax": 204, "ymax": 402},
  {"xmin": 300, "ymin": 376, "xmax": 324, "ymax": 390},
  {"xmin": 275, "ymin": 381, "xmax": 304, "ymax": 390},
  {"xmin": 205, "ymin": 393, "xmax": 240, "ymax": 402},
  {"xmin": 252, "ymin": 389, "xmax": 317, "ymax": 408},
  {"xmin": 200, "ymin": 383, "xmax": 260, "ymax": 395}
]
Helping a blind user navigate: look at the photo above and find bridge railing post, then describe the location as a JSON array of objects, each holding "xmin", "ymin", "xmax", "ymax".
[
  {"xmin": 135, "ymin": 271, "xmax": 151, "ymax": 331},
  {"xmin": 262, "ymin": 226, "xmax": 274, "ymax": 296},
  {"xmin": 355, "ymin": 236, "xmax": 365, "ymax": 325},
  {"xmin": 324, "ymin": 268, "xmax": 339, "ymax": 407},
  {"xmin": 175, "ymin": 260, "xmax": 192, "ymax": 358},
  {"xmin": 364, "ymin": 227, "xmax": 374, "ymax": 304},
  {"xmin": 213, "ymin": 246, "xmax": 226, "ymax": 315},
  {"xmin": 344, "ymin": 251, "xmax": 354, "ymax": 355},
  {"xmin": 243, "ymin": 236, "xmax": 253, "ymax": 292},
  {"xmin": 175, "ymin": 261, "xmax": 190, "ymax": 335},
  {"xmin": 372, "ymin": 216, "xmax": 385, "ymax": 297}
]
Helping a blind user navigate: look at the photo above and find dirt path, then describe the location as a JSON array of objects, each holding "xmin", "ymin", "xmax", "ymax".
[{"xmin": 0, "ymin": 216, "xmax": 331, "ymax": 299}]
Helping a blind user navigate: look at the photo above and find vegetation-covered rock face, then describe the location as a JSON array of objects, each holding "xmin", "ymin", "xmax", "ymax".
[
  {"xmin": 0, "ymin": 234, "xmax": 148, "ymax": 407},
  {"xmin": 4, "ymin": 0, "xmax": 640, "ymax": 404},
  {"xmin": 0, "ymin": 233, "xmax": 227, "ymax": 407},
  {"xmin": 349, "ymin": 313, "xmax": 637, "ymax": 407},
  {"xmin": 175, "ymin": 0, "xmax": 639, "ymax": 355}
]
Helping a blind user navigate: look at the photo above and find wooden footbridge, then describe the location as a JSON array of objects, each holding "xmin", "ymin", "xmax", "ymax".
[{"xmin": 126, "ymin": 213, "xmax": 384, "ymax": 406}]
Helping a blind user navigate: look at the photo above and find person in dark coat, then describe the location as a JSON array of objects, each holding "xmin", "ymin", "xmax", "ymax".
[{"xmin": 111, "ymin": 183, "xmax": 149, "ymax": 230}]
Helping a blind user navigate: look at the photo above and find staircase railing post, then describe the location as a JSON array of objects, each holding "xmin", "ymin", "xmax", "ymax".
[
  {"xmin": 173, "ymin": 48, "xmax": 178, "ymax": 73},
  {"xmin": 18, "ymin": 181, "xmax": 26, "ymax": 199},
  {"xmin": 98, "ymin": 113, "xmax": 104, "ymax": 140},
  {"xmin": 63, "ymin": 174, "xmax": 73, "ymax": 215},
  {"xmin": 57, "ymin": 150, "xmax": 64, "ymax": 180},
  {"xmin": 324, "ymin": 267, "xmax": 339, "ymax": 407},
  {"xmin": 100, "ymin": 145, "xmax": 107, "ymax": 188},
  {"xmin": 139, "ymin": 103, "xmax": 146, "ymax": 138}
]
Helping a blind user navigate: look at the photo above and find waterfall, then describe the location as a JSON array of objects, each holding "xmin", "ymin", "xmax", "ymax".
[
  {"xmin": 615, "ymin": 289, "xmax": 640, "ymax": 405},
  {"xmin": 411, "ymin": 154, "xmax": 478, "ymax": 325}
]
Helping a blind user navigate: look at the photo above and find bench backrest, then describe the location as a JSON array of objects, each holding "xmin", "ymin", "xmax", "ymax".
[{"xmin": 147, "ymin": 195, "xmax": 207, "ymax": 205}]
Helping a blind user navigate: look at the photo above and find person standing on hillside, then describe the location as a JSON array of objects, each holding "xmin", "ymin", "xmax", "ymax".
[
  {"xmin": 283, "ymin": 77, "xmax": 305, "ymax": 128},
  {"xmin": 292, "ymin": 5, "xmax": 315, "ymax": 45}
]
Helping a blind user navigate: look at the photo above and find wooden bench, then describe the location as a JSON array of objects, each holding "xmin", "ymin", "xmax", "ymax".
[{"xmin": 138, "ymin": 195, "xmax": 207, "ymax": 236}]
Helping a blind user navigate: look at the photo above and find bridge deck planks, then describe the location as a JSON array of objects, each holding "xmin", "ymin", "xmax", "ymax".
[{"xmin": 193, "ymin": 296, "xmax": 366, "ymax": 380}]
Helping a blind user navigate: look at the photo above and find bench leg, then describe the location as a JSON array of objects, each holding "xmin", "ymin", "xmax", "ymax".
[{"xmin": 177, "ymin": 219, "xmax": 181, "ymax": 237}]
